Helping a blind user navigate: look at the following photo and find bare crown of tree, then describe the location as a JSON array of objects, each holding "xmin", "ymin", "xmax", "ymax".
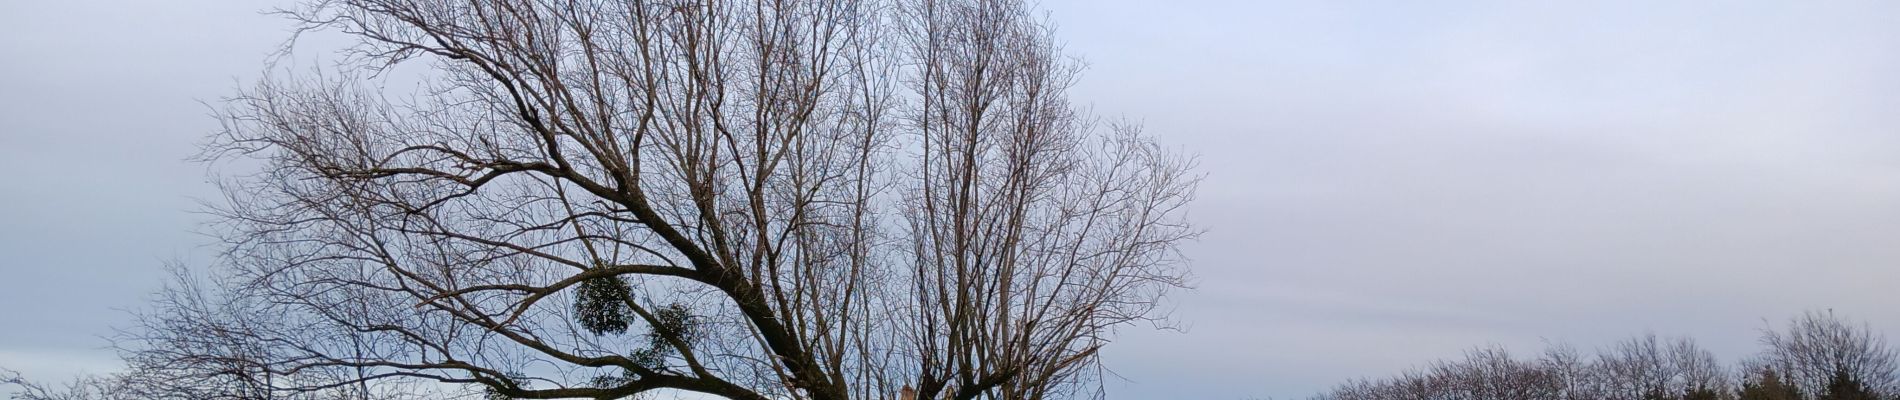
[{"xmin": 140, "ymin": 0, "xmax": 1202, "ymax": 399}]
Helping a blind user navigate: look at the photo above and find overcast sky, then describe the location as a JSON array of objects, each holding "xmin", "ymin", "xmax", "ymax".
[{"xmin": 7, "ymin": 1, "xmax": 1900, "ymax": 399}]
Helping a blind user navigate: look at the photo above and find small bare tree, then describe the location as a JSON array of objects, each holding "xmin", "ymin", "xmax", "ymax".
[{"xmin": 124, "ymin": 0, "xmax": 1200, "ymax": 399}]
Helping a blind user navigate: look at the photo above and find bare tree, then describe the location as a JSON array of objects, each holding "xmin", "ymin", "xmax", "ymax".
[
  {"xmin": 1308, "ymin": 335, "xmax": 1730, "ymax": 400},
  {"xmin": 1593, "ymin": 334, "xmax": 1674, "ymax": 399},
  {"xmin": 1667, "ymin": 336, "xmax": 1728, "ymax": 397},
  {"xmin": 1592, "ymin": 334, "xmax": 1726, "ymax": 399},
  {"xmin": 6, "ymin": 267, "xmax": 429, "ymax": 400},
  {"xmin": 1754, "ymin": 311, "xmax": 1900, "ymax": 398},
  {"xmin": 1302, "ymin": 312, "xmax": 1900, "ymax": 400},
  {"xmin": 131, "ymin": 0, "xmax": 1200, "ymax": 399},
  {"xmin": 4, "ymin": 368, "xmax": 122, "ymax": 400},
  {"xmin": 1310, "ymin": 345, "xmax": 1562, "ymax": 400}
]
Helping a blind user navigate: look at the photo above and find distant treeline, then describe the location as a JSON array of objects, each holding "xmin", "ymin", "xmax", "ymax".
[{"xmin": 1308, "ymin": 311, "xmax": 1896, "ymax": 400}]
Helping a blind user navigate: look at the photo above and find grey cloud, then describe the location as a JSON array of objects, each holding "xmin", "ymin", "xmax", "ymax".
[{"xmin": 10, "ymin": 1, "xmax": 1900, "ymax": 399}]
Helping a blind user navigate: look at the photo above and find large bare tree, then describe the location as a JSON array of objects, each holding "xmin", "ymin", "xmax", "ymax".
[{"xmin": 151, "ymin": 0, "xmax": 1199, "ymax": 399}]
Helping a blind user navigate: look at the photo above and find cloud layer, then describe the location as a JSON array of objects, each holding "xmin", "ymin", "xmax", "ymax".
[{"xmin": 8, "ymin": 1, "xmax": 1900, "ymax": 399}]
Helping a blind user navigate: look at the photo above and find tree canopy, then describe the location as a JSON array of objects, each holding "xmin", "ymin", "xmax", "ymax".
[{"xmin": 5, "ymin": 0, "xmax": 1201, "ymax": 399}]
